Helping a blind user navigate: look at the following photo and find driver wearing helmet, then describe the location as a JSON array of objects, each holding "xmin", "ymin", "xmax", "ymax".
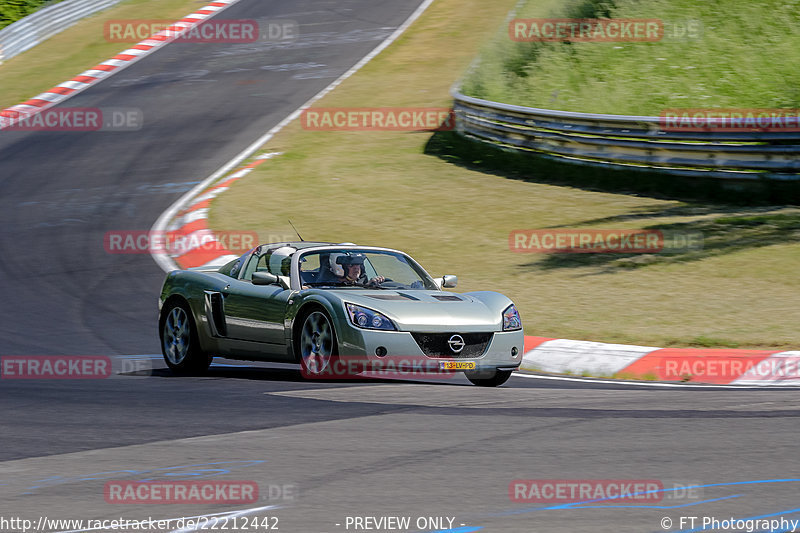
[{"xmin": 335, "ymin": 253, "xmax": 385, "ymax": 287}]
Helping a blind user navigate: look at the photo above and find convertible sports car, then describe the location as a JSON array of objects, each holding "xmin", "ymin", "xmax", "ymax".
[{"xmin": 158, "ymin": 242, "xmax": 524, "ymax": 386}]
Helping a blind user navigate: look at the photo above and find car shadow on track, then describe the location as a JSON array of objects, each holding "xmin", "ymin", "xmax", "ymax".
[{"xmin": 138, "ymin": 365, "xmax": 471, "ymax": 387}]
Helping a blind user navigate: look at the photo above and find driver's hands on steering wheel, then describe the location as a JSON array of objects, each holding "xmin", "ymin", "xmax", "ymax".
[{"xmin": 367, "ymin": 276, "xmax": 385, "ymax": 286}]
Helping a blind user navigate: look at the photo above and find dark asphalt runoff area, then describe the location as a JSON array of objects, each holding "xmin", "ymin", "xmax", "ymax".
[{"xmin": 1, "ymin": 1, "xmax": 798, "ymax": 532}]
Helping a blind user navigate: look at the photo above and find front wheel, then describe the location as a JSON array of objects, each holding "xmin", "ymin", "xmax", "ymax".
[
  {"xmin": 160, "ymin": 302, "xmax": 211, "ymax": 375},
  {"xmin": 297, "ymin": 309, "xmax": 341, "ymax": 378},
  {"xmin": 465, "ymin": 369, "xmax": 514, "ymax": 387}
]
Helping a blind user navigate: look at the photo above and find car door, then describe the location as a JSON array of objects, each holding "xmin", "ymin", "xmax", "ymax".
[{"xmin": 220, "ymin": 277, "xmax": 290, "ymax": 347}]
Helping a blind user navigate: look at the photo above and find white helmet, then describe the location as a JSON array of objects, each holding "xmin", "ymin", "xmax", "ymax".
[{"xmin": 329, "ymin": 253, "xmax": 345, "ymax": 277}]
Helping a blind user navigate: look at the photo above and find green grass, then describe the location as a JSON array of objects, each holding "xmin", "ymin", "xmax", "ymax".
[
  {"xmin": 461, "ymin": 0, "xmax": 800, "ymax": 114},
  {"xmin": 210, "ymin": 0, "xmax": 800, "ymax": 350},
  {"xmin": 0, "ymin": 0, "xmax": 207, "ymax": 109},
  {"xmin": 1, "ymin": 0, "xmax": 66, "ymax": 30},
  {"xmin": 686, "ymin": 336, "xmax": 740, "ymax": 349}
]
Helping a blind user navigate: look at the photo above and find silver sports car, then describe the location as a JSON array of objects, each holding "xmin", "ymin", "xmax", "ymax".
[{"xmin": 158, "ymin": 242, "xmax": 524, "ymax": 386}]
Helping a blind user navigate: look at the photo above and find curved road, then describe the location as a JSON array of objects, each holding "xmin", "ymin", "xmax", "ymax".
[
  {"xmin": 0, "ymin": 0, "xmax": 423, "ymax": 356},
  {"xmin": 1, "ymin": 1, "xmax": 798, "ymax": 532}
]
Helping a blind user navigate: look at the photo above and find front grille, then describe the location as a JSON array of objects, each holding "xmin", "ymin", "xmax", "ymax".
[{"xmin": 411, "ymin": 332, "xmax": 492, "ymax": 359}]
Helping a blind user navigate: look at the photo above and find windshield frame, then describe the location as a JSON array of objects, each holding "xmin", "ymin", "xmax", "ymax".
[{"xmin": 291, "ymin": 246, "xmax": 439, "ymax": 291}]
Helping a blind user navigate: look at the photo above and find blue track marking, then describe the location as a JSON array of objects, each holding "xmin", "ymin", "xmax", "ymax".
[{"xmin": 446, "ymin": 479, "xmax": 800, "ymax": 533}]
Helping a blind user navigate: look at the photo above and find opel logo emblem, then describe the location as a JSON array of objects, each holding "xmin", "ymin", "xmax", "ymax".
[{"xmin": 448, "ymin": 334, "xmax": 465, "ymax": 354}]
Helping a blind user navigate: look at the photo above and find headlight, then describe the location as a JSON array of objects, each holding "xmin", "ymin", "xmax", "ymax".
[
  {"xmin": 345, "ymin": 303, "xmax": 396, "ymax": 331},
  {"xmin": 502, "ymin": 304, "xmax": 522, "ymax": 331}
]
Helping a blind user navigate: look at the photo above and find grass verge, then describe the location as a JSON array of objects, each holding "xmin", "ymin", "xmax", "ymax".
[
  {"xmin": 461, "ymin": 0, "xmax": 800, "ymax": 114},
  {"xmin": 203, "ymin": 0, "xmax": 798, "ymax": 350}
]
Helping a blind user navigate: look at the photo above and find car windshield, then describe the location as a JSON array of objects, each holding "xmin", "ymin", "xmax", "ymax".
[{"xmin": 299, "ymin": 249, "xmax": 438, "ymax": 290}]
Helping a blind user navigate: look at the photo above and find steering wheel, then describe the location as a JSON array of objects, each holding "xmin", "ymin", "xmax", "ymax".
[
  {"xmin": 378, "ymin": 280, "xmax": 406, "ymax": 289},
  {"xmin": 367, "ymin": 277, "xmax": 395, "ymax": 288}
]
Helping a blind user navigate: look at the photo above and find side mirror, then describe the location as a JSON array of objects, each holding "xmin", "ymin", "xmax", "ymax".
[
  {"xmin": 442, "ymin": 275, "xmax": 458, "ymax": 288},
  {"xmin": 252, "ymin": 271, "xmax": 278, "ymax": 286}
]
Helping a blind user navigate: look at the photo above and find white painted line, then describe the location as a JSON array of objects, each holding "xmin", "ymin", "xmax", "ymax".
[
  {"xmin": 511, "ymin": 371, "xmax": 798, "ymax": 389},
  {"xmin": 190, "ymin": 187, "xmax": 228, "ymax": 204},
  {"xmin": 522, "ymin": 338, "xmax": 660, "ymax": 377},
  {"xmin": 169, "ymin": 505, "xmax": 281, "ymax": 533},
  {"xmin": 8, "ymin": 104, "xmax": 39, "ymax": 111},
  {"xmin": 733, "ymin": 351, "xmax": 800, "ymax": 385},
  {"xmin": 183, "ymin": 187, "xmax": 228, "ymax": 205},
  {"xmin": 76, "ymin": 69, "xmax": 112, "ymax": 79},
  {"xmin": 99, "ymin": 59, "xmax": 129, "ymax": 67},
  {"xmin": 167, "ymin": 208, "xmax": 210, "ymax": 231},
  {"xmin": 30, "ymin": 92, "xmax": 63, "ymax": 102},
  {"xmin": 56, "ymin": 80, "xmax": 87, "ymax": 90},
  {"xmin": 229, "ymin": 167, "xmax": 255, "ymax": 179},
  {"xmin": 149, "ymin": 0, "xmax": 436, "ymax": 273},
  {"xmin": 118, "ymin": 48, "xmax": 150, "ymax": 56},
  {"xmin": 53, "ymin": 505, "xmax": 280, "ymax": 533}
]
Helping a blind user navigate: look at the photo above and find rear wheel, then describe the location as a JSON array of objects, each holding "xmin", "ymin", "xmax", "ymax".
[
  {"xmin": 465, "ymin": 369, "xmax": 513, "ymax": 387},
  {"xmin": 297, "ymin": 309, "xmax": 341, "ymax": 378},
  {"xmin": 160, "ymin": 302, "xmax": 211, "ymax": 374}
]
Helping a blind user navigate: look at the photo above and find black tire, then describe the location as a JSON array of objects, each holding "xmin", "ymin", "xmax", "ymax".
[
  {"xmin": 295, "ymin": 308, "xmax": 343, "ymax": 379},
  {"xmin": 465, "ymin": 369, "xmax": 514, "ymax": 387},
  {"xmin": 160, "ymin": 301, "xmax": 212, "ymax": 375}
]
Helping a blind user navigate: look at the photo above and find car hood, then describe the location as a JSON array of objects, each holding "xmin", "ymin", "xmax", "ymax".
[{"xmin": 323, "ymin": 289, "xmax": 511, "ymax": 332}]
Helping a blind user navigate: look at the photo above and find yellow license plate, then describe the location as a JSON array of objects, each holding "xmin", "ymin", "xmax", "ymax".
[{"xmin": 439, "ymin": 361, "xmax": 476, "ymax": 371}]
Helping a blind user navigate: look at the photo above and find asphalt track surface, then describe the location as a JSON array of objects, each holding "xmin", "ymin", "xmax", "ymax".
[{"xmin": 1, "ymin": 1, "xmax": 799, "ymax": 532}]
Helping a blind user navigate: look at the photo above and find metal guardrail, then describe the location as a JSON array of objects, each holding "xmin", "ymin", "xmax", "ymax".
[
  {"xmin": 453, "ymin": 90, "xmax": 800, "ymax": 180},
  {"xmin": 0, "ymin": 0, "xmax": 124, "ymax": 63}
]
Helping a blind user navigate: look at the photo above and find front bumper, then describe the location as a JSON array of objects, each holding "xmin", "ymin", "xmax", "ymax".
[{"xmin": 337, "ymin": 325, "xmax": 524, "ymax": 372}]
